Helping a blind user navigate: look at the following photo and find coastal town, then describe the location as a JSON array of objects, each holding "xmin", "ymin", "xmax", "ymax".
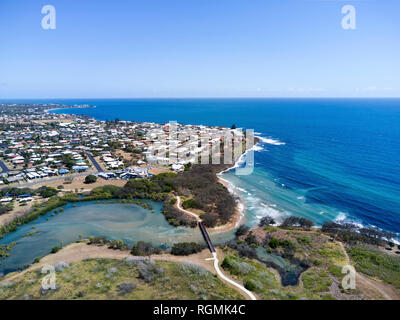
[{"xmin": 0, "ymin": 103, "xmax": 245, "ymax": 195}]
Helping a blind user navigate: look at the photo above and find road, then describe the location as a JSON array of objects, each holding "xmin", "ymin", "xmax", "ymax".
[
  {"xmin": 0, "ymin": 172, "xmax": 91, "ymax": 190},
  {"xmin": 85, "ymin": 152, "xmax": 103, "ymax": 172},
  {"xmin": 0, "ymin": 159, "xmax": 10, "ymax": 173},
  {"xmin": 176, "ymin": 196, "xmax": 256, "ymax": 300}
]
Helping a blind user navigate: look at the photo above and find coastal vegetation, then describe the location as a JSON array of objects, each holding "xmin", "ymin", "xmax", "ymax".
[
  {"xmin": 36, "ymin": 186, "xmax": 59, "ymax": 198},
  {"xmin": 131, "ymin": 241, "xmax": 162, "ymax": 256},
  {"xmin": 84, "ymin": 175, "xmax": 98, "ymax": 184},
  {"xmin": 0, "ymin": 242, "xmax": 16, "ymax": 258},
  {"xmin": 170, "ymin": 242, "xmax": 204, "ymax": 256},
  {"xmin": 162, "ymin": 202, "xmax": 197, "ymax": 227},
  {"xmin": 0, "ymin": 203, "xmax": 13, "ymax": 215},
  {"xmin": 321, "ymin": 222, "xmax": 394, "ymax": 246},
  {"xmin": 0, "ymin": 258, "xmax": 243, "ymax": 300},
  {"xmin": 87, "ymin": 236, "xmax": 129, "ymax": 251},
  {"xmin": 347, "ymin": 245, "xmax": 400, "ymax": 289}
]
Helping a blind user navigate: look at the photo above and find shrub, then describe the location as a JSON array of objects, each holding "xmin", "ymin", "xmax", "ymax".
[
  {"xmin": 108, "ymin": 240, "xmax": 128, "ymax": 250},
  {"xmin": 259, "ymin": 216, "xmax": 275, "ymax": 227},
  {"xmin": 182, "ymin": 198, "xmax": 199, "ymax": 209},
  {"xmin": 268, "ymin": 238, "xmax": 280, "ymax": 249},
  {"xmin": 162, "ymin": 202, "xmax": 197, "ymax": 228},
  {"xmin": 245, "ymin": 233, "xmax": 259, "ymax": 246},
  {"xmin": 50, "ymin": 246, "xmax": 60, "ymax": 254},
  {"xmin": 36, "ymin": 186, "xmax": 58, "ymax": 198},
  {"xmin": 282, "ymin": 216, "xmax": 313, "ymax": 228},
  {"xmin": 322, "ymin": 222, "xmax": 392, "ymax": 246},
  {"xmin": 244, "ymin": 279, "xmax": 257, "ymax": 292},
  {"xmin": 297, "ymin": 236, "xmax": 312, "ymax": 245},
  {"xmin": 136, "ymin": 260, "xmax": 164, "ymax": 283},
  {"xmin": 221, "ymin": 257, "xmax": 255, "ymax": 276},
  {"xmin": 117, "ymin": 282, "xmax": 135, "ymax": 295},
  {"xmin": 131, "ymin": 241, "xmax": 161, "ymax": 256},
  {"xmin": 202, "ymin": 213, "xmax": 218, "ymax": 228},
  {"xmin": 85, "ymin": 175, "xmax": 97, "ymax": 184},
  {"xmin": 88, "ymin": 236, "xmax": 109, "ymax": 245},
  {"xmin": 0, "ymin": 204, "xmax": 12, "ymax": 215},
  {"xmin": 235, "ymin": 225, "xmax": 250, "ymax": 237},
  {"xmin": 239, "ymin": 246, "xmax": 257, "ymax": 259},
  {"xmin": 178, "ymin": 263, "xmax": 210, "ymax": 278},
  {"xmin": 171, "ymin": 242, "xmax": 204, "ymax": 256}
]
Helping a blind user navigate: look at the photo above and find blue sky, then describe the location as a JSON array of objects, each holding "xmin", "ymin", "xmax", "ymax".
[{"xmin": 0, "ymin": 0, "xmax": 399, "ymax": 98}]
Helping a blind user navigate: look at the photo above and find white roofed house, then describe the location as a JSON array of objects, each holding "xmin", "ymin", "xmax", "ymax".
[{"xmin": 171, "ymin": 163, "xmax": 185, "ymax": 172}]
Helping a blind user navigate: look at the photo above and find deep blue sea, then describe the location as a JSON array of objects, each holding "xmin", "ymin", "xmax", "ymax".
[{"xmin": 46, "ymin": 98, "xmax": 400, "ymax": 237}]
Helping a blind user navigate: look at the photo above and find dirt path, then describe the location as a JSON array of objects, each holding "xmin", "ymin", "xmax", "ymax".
[
  {"xmin": 176, "ymin": 196, "xmax": 201, "ymax": 222},
  {"xmin": 338, "ymin": 242, "xmax": 399, "ymax": 300}
]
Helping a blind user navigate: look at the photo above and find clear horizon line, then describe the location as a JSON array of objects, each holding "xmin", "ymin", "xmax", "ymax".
[{"xmin": 1, "ymin": 96, "xmax": 400, "ymax": 100}]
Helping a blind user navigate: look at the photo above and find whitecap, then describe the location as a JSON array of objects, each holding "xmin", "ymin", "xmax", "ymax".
[
  {"xmin": 334, "ymin": 212, "xmax": 347, "ymax": 222},
  {"xmin": 251, "ymin": 145, "xmax": 264, "ymax": 152},
  {"xmin": 257, "ymin": 136, "xmax": 286, "ymax": 146}
]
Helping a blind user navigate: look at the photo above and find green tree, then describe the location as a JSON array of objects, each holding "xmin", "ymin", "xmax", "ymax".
[{"xmin": 84, "ymin": 175, "xmax": 97, "ymax": 184}]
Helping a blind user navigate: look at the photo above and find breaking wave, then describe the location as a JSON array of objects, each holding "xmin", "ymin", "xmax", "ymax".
[{"xmin": 257, "ymin": 136, "xmax": 286, "ymax": 146}]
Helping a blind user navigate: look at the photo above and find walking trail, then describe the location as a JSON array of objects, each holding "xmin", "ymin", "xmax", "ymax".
[{"xmin": 176, "ymin": 196, "xmax": 256, "ymax": 300}]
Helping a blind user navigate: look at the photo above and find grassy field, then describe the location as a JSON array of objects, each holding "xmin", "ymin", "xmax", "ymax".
[
  {"xmin": 0, "ymin": 258, "xmax": 243, "ymax": 300},
  {"xmin": 348, "ymin": 245, "xmax": 400, "ymax": 289}
]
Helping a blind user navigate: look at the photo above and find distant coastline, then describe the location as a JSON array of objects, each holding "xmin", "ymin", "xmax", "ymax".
[{"xmin": 45, "ymin": 104, "xmax": 95, "ymax": 113}]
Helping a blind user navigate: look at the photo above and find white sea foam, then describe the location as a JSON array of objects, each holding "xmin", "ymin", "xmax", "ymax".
[
  {"xmin": 334, "ymin": 212, "xmax": 365, "ymax": 229},
  {"xmin": 334, "ymin": 212, "xmax": 347, "ymax": 222},
  {"xmin": 245, "ymin": 195, "xmax": 287, "ymax": 224},
  {"xmin": 257, "ymin": 136, "xmax": 286, "ymax": 146},
  {"xmin": 252, "ymin": 145, "xmax": 264, "ymax": 152}
]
